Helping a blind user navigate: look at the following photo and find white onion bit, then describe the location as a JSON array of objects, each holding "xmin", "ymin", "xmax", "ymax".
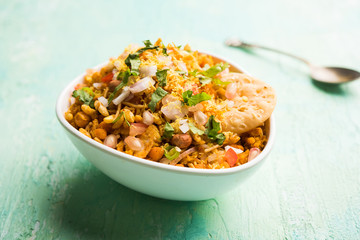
[
  {"xmin": 225, "ymin": 146, "xmax": 243, "ymax": 154},
  {"xmin": 194, "ymin": 111, "xmax": 208, "ymax": 126},
  {"xmin": 98, "ymin": 96, "xmax": 108, "ymax": 108},
  {"xmin": 139, "ymin": 65, "xmax": 157, "ymax": 77},
  {"xmin": 70, "ymin": 97, "xmax": 76, "ymax": 105},
  {"xmin": 179, "ymin": 122, "xmax": 189, "ymax": 133},
  {"xmin": 161, "ymin": 100, "xmax": 188, "ymax": 120},
  {"xmin": 93, "ymin": 83, "xmax": 103, "ymax": 89},
  {"xmin": 142, "ymin": 110, "xmax": 154, "ymax": 125},
  {"xmin": 112, "ymin": 87, "xmax": 130, "ymax": 105},
  {"xmin": 129, "ymin": 77, "xmax": 155, "ymax": 93}
]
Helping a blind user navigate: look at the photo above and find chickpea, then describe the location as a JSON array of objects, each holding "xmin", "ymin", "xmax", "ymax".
[
  {"xmin": 65, "ymin": 112, "xmax": 73, "ymax": 122},
  {"xmin": 74, "ymin": 112, "xmax": 90, "ymax": 128},
  {"xmin": 148, "ymin": 147, "xmax": 164, "ymax": 161},
  {"xmin": 93, "ymin": 128, "xmax": 107, "ymax": 140}
]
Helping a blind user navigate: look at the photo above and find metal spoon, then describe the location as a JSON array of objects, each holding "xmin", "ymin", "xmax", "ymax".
[{"xmin": 225, "ymin": 39, "xmax": 360, "ymax": 84}]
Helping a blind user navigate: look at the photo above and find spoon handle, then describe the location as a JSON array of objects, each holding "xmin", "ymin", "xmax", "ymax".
[{"xmin": 225, "ymin": 39, "xmax": 310, "ymax": 65}]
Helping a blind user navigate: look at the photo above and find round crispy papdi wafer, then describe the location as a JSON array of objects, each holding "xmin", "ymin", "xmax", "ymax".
[{"xmin": 219, "ymin": 73, "xmax": 276, "ymax": 134}]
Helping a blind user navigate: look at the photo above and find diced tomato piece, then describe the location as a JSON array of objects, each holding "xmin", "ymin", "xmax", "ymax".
[
  {"xmin": 225, "ymin": 148, "xmax": 238, "ymax": 167},
  {"xmin": 101, "ymin": 72, "xmax": 114, "ymax": 83}
]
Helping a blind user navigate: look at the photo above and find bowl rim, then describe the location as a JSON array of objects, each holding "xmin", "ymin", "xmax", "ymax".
[{"xmin": 56, "ymin": 51, "xmax": 275, "ymax": 176}]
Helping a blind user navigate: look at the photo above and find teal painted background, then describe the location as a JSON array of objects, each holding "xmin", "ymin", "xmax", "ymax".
[{"xmin": 1, "ymin": 0, "xmax": 360, "ymax": 239}]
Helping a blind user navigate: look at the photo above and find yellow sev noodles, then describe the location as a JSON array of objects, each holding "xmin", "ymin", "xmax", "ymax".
[{"xmin": 65, "ymin": 38, "xmax": 269, "ymax": 169}]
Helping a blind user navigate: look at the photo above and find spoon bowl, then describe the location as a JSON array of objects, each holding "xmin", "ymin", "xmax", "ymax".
[
  {"xmin": 310, "ymin": 65, "xmax": 360, "ymax": 84},
  {"xmin": 225, "ymin": 38, "xmax": 360, "ymax": 84}
]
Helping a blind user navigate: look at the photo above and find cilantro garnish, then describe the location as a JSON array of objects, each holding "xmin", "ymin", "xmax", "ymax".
[
  {"xmin": 108, "ymin": 70, "xmax": 130, "ymax": 104},
  {"xmin": 162, "ymin": 47, "xmax": 168, "ymax": 56},
  {"xmin": 124, "ymin": 54, "xmax": 141, "ymax": 76},
  {"xmin": 205, "ymin": 115, "xmax": 225, "ymax": 145},
  {"xmin": 212, "ymin": 78, "xmax": 231, "ymax": 86},
  {"xmin": 164, "ymin": 144, "xmax": 180, "ymax": 160},
  {"xmin": 182, "ymin": 90, "xmax": 211, "ymax": 106},
  {"xmin": 112, "ymin": 111, "xmax": 130, "ymax": 126},
  {"xmin": 156, "ymin": 69, "xmax": 168, "ymax": 87},
  {"xmin": 191, "ymin": 63, "xmax": 230, "ymax": 86},
  {"xmin": 148, "ymin": 87, "xmax": 168, "ymax": 112},
  {"xmin": 202, "ymin": 62, "xmax": 229, "ymax": 78},
  {"xmin": 188, "ymin": 122, "xmax": 204, "ymax": 135},
  {"xmin": 163, "ymin": 122, "xmax": 174, "ymax": 139},
  {"xmin": 124, "ymin": 40, "xmax": 159, "ymax": 76},
  {"xmin": 72, "ymin": 88, "xmax": 94, "ymax": 108}
]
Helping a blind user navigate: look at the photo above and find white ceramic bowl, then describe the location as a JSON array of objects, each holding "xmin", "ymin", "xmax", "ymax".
[{"xmin": 56, "ymin": 52, "xmax": 275, "ymax": 201}]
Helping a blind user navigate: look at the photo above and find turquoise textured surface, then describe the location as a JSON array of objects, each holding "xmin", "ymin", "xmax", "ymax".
[{"xmin": 1, "ymin": 0, "xmax": 360, "ymax": 239}]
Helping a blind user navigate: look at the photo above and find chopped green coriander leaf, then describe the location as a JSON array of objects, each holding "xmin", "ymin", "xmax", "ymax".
[
  {"xmin": 164, "ymin": 144, "xmax": 180, "ymax": 160},
  {"xmin": 182, "ymin": 90, "xmax": 211, "ymax": 106},
  {"xmin": 112, "ymin": 111, "xmax": 130, "ymax": 126},
  {"xmin": 188, "ymin": 122, "xmax": 204, "ymax": 135},
  {"xmin": 199, "ymin": 76, "xmax": 212, "ymax": 86},
  {"xmin": 143, "ymin": 40, "xmax": 153, "ymax": 48},
  {"xmin": 205, "ymin": 115, "xmax": 225, "ymax": 145},
  {"xmin": 212, "ymin": 78, "xmax": 231, "ymax": 86},
  {"xmin": 189, "ymin": 69, "xmax": 198, "ymax": 76},
  {"xmin": 124, "ymin": 40, "xmax": 159, "ymax": 76},
  {"xmin": 156, "ymin": 69, "xmax": 168, "ymax": 87},
  {"xmin": 108, "ymin": 70, "xmax": 130, "ymax": 104},
  {"xmin": 182, "ymin": 90, "xmax": 193, "ymax": 105},
  {"xmin": 72, "ymin": 88, "xmax": 94, "ymax": 107},
  {"xmin": 162, "ymin": 47, "xmax": 168, "ymax": 56},
  {"xmin": 176, "ymin": 70, "xmax": 187, "ymax": 76},
  {"xmin": 148, "ymin": 87, "xmax": 168, "ymax": 112},
  {"xmin": 163, "ymin": 122, "xmax": 174, "ymax": 139},
  {"xmin": 202, "ymin": 62, "xmax": 229, "ymax": 78},
  {"xmin": 177, "ymin": 45, "xmax": 182, "ymax": 48},
  {"xmin": 124, "ymin": 53, "xmax": 141, "ymax": 76}
]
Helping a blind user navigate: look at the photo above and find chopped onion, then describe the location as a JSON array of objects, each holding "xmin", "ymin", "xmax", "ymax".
[
  {"xmin": 114, "ymin": 60, "xmax": 121, "ymax": 70},
  {"xmin": 194, "ymin": 111, "xmax": 208, "ymax": 126},
  {"xmin": 177, "ymin": 62, "xmax": 188, "ymax": 73},
  {"xmin": 93, "ymin": 83, "xmax": 103, "ymax": 89},
  {"xmin": 70, "ymin": 97, "xmax": 75, "ymax": 105},
  {"xmin": 188, "ymin": 103, "xmax": 203, "ymax": 112},
  {"xmin": 124, "ymin": 92, "xmax": 134, "ymax": 102},
  {"xmin": 179, "ymin": 121, "xmax": 189, "ymax": 133},
  {"xmin": 248, "ymin": 148, "xmax": 261, "ymax": 161},
  {"xmin": 139, "ymin": 65, "xmax": 157, "ymax": 77},
  {"xmin": 104, "ymin": 134, "xmax": 117, "ymax": 149},
  {"xmin": 225, "ymin": 146, "xmax": 243, "ymax": 154},
  {"xmin": 207, "ymin": 153, "xmax": 218, "ymax": 163},
  {"xmin": 225, "ymin": 83, "xmax": 237, "ymax": 100},
  {"xmin": 98, "ymin": 96, "xmax": 108, "ymax": 108},
  {"xmin": 142, "ymin": 110, "xmax": 154, "ymax": 125},
  {"xmin": 161, "ymin": 94, "xmax": 178, "ymax": 105},
  {"xmin": 129, "ymin": 123, "xmax": 148, "ymax": 136},
  {"xmin": 129, "ymin": 77, "xmax": 155, "ymax": 93},
  {"xmin": 179, "ymin": 119, "xmax": 188, "ymax": 125},
  {"xmin": 112, "ymin": 87, "xmax": 130, "ymax": 105},
  {"xmin": 161, "ymin": 100, "xmax": 188, "ymax": 120},
  {"xmin": 170, "ymin": 147, "xmax": 197, "ymax": 165},
  {"xmin": 124, "ymin": 136, "xmax": 144, "ymax": 151}
]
